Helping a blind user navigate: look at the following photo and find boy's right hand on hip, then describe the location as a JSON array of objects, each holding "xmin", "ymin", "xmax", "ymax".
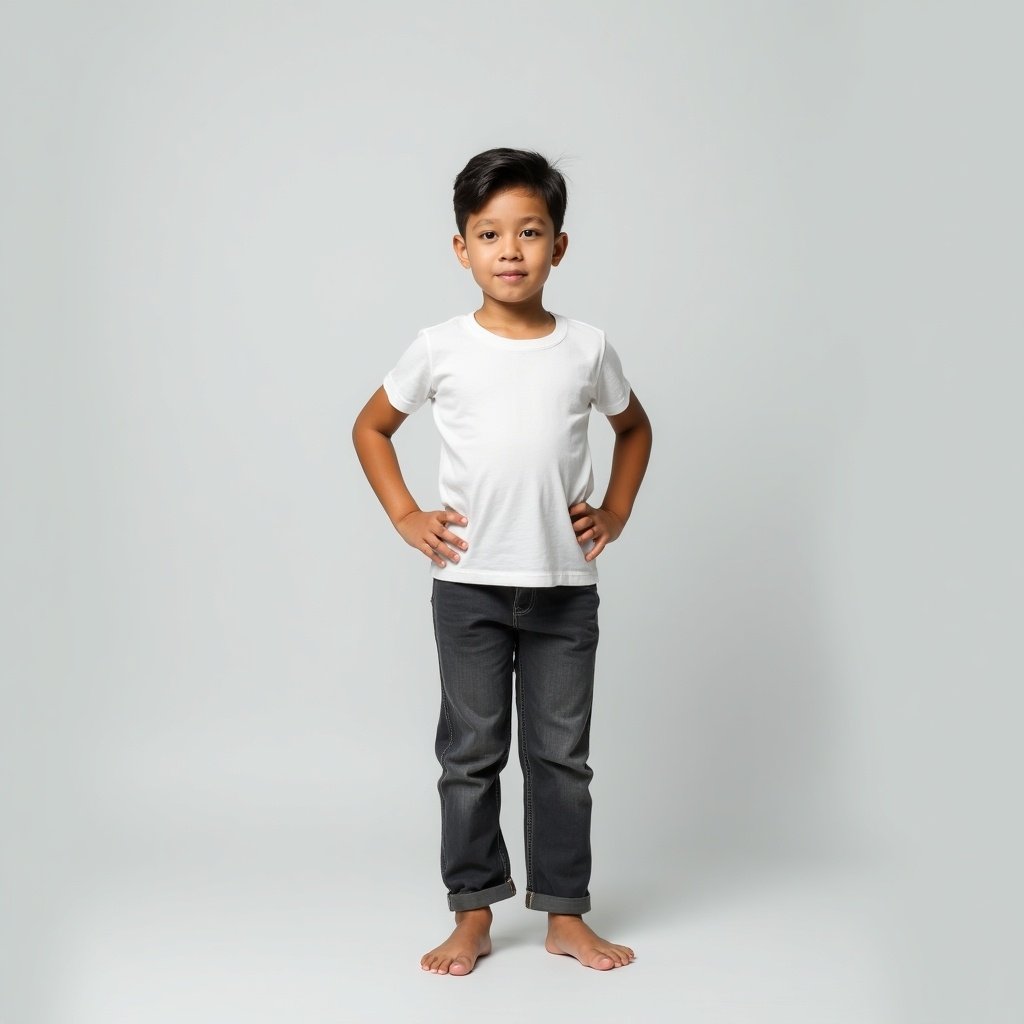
[{"xmin": 396, "ymin": 509, "xmax": 469, "ymax": 568}]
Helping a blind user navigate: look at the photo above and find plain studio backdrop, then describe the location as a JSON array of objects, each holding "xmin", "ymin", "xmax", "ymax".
[{"xmin": 2, "ymin": 2, "xmax": 1020, "ymax": 1022}]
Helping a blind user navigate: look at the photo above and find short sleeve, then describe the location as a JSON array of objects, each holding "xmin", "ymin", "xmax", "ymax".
[
  {"xmin": 592, "ymin": 334, "xmax": 631, "ymax": 415},
  {"xmin": 382, "ymin": 330, "xmax": 435, "ymax": 414}
]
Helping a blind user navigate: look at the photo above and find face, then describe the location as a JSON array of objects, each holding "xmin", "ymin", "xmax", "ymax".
[{"xmin": 453, "ymin": 187, "xmax": 568, "ymax": 308}]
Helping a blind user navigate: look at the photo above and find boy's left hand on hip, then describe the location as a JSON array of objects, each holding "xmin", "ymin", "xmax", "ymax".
[{"xmin": 568, "ymin": 502, "xmax": 625, "ymax": 561}]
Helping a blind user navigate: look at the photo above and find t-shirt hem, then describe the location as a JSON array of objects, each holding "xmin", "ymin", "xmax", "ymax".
[
  {"xmin": 382, "ymin": 374, "xmax": 419, "ymax": 414},
  {"xmin": 432, "ymin": 567, "xmax": 599, "ymax": 587},
  {"xmin": 597, "ymin": 385, "xmax": 632, "ymax": 416}
]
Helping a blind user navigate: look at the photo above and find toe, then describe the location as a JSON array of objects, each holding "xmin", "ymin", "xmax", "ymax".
[{"xmin": 449, "ymin": 956, "xmax": 472, "ymax": 976}]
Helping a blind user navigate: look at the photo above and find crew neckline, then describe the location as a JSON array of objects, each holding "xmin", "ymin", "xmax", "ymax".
[{"xmin": 463, "ymin": 312, "xmax": 568, "ymax": 351}]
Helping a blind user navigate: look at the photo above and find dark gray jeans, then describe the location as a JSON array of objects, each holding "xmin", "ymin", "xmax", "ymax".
[{"xmin": 430, "ymin": 578, "xmax": 600, "ymax": 914}]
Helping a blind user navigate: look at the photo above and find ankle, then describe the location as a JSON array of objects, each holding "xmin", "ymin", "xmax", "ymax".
[{"xmin": 455, "ymin": 906, "xmax": 493, "ymax": 925}]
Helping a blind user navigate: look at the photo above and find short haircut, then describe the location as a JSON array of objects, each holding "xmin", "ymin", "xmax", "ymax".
[{"xmin": 453, "ymin": 148, "xmax": 568, "ymax": 237}]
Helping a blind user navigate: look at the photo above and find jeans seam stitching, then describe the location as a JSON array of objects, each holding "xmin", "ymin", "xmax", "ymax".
[
  {"xmin": 438, "ymin": 690, "xmax": 454, "ymax": 876},
  {"xmin": 516, "ymin": 635, "xmax": 535, "ymax": 892},
  {"xmin": 434, "ymin": 599, "xmax": 455, "ymax": 879},
  {"xmin": 495, "ymin": 768, "xmax": 510, "ymax": 881}
]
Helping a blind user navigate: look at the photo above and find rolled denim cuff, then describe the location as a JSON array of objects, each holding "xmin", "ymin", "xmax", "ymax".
[
  {"xmin": 447, "ymin": 878, "xmax": 517, "ymax": 911},
  {"xmin": 524, "ymin": 890, "xmax": 591, "ymax": 914}
]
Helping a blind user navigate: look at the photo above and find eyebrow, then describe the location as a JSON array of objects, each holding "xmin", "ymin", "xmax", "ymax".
[{"xmin": 472, "ymin": 216, "xmax": 546, "ymax": 228}]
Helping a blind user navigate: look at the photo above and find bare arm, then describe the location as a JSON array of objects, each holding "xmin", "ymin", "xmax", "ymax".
[
  {"xmin": 351, "ymin": 387, "xmax": 469, "ymax": 568},
  {"xmin": 569, "ymin": 390, "xmax": 653, "ymax": 560},
  {"xmin": 351, "ymin": 386, "xmax": 418, "ymax": 525}
]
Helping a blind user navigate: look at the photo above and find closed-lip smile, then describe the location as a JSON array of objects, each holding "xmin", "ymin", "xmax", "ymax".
[{"xmin": 497, "ymin": 271, "xmax": 526, "ymax": 278}]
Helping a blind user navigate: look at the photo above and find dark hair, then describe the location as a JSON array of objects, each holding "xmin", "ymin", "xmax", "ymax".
[{"xmin": 453, "ymin": 148, "xmax": 568, "ymax": 236}]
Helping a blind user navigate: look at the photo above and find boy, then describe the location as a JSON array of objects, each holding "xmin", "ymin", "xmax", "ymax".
[{"xmin": 352, "ymin": 148, "xmax": 652, "ymax": 975}]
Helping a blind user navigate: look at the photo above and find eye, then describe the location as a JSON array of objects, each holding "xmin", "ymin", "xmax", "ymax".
[
  {"xmin": 480, "ymin": 231, "xmax": 497, "ymax": 240},
  {"xmin": 521, "ymin": 228, "xmax": 540, "ymax": 237}
]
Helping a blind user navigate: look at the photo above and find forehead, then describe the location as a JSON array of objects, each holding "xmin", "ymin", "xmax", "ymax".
[{"xmin": 468, "ymin": 187, "xmax": 552, "ymax": 227}]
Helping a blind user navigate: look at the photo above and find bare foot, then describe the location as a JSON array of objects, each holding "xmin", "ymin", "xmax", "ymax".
[
  {"xmin": 420, "ymin": 907, "xmax": 493, "ymax": 976},
  {"xmin": 545, "ymin": 913, "xmax": 635, "ymax": 970}
]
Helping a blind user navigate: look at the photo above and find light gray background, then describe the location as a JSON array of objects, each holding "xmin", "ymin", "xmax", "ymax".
[{"xmin": 3, "ymin": 2, "xmax": 1020, "ymax": 1022}]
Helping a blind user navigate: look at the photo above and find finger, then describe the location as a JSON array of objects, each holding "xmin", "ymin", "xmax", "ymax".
[
  {"xmin": 437, "ymin": 541, "xmax": 461, "ymax": 562},
  {"xmin": 426, "ymin": 531, "xmax": 463, "ymax": 563},
  {"xmin": 437, "ymin": 529, "xmax": 469, "ymax": 550},
  {"xmin": 585, "ymin": 538, "xmax": 607, "ymax": 561},
  {"xmin": 440, "ymin": 510, "xmax": 469, "ymax": 527},
  {"xmin": 576, "ymin": 525, "xmax": 596, "ymax": 543},
  {"xmin": 568, "ymin": 502, "xmax": 589, "ymax": 514},
  {"xmin": 573, "ymin": 517, "xmax": 595, "ymax": 536},
  {"xmin": 420, "ymin": 539, "xmax": 447, "ymax": 567}
]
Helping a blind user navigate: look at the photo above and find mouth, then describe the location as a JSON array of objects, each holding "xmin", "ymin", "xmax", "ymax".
[{"xmin": 496, "ymin": 272, "xmax": 526, "ymax": 282}]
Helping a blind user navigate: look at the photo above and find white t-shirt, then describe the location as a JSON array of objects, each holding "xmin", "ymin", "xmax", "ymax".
[{"xmin": 382, "ymin": 312, "xmax": 632, "ymax": 587}]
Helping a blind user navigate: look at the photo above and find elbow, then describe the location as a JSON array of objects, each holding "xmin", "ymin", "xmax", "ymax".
[
  {"xmin": 352, "ymin": 412, "xmax": 392, "ymax": 449},
  {"xmin": 351, "ymin": 411, "xmax": 371, "ymax": 451}
]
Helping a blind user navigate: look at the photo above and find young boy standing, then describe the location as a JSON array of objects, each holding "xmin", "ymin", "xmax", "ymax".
[{"xmin": 352, "ymin": 148, "xmax": 652, "ymax": 975}]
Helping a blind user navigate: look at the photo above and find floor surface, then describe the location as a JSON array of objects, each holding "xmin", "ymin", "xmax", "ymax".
[{"xmin": 28, "ymin": 841, "xmax": 897, "ymax": 1024}]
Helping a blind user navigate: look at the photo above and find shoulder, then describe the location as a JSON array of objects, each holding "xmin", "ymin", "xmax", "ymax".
[
  {"xmin": 558, "ymin": 315, "xmax": 610, "ymax": 361},
  {"xmin": 418, "ymin": 314, "xmax": 471, "ymax": 338},
  {"xmin": 561, "ymin": 315, "xmax": 606, "ymax": 340},
  {"xmin": 410, "ymin": 314, "xmax": 474, "ymax": 356}
]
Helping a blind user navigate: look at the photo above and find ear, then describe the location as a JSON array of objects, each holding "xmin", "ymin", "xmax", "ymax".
[
  {"xmin": 453, "ymin": 234, "xmax": 470, "ymax": 268},
  {"xmin": 551, "ymin": 231, "xmax": 569, "ymax": 266}
]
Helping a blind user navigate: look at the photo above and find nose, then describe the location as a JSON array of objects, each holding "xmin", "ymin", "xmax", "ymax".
[{"xmin": 499, "ymin": 236, "xmax": 523, "ymax": 260}]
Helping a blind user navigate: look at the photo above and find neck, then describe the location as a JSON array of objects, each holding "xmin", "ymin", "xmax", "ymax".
[{"xmin": 475, "ymin": 296, "xmax": 554, "ymax": 339}]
